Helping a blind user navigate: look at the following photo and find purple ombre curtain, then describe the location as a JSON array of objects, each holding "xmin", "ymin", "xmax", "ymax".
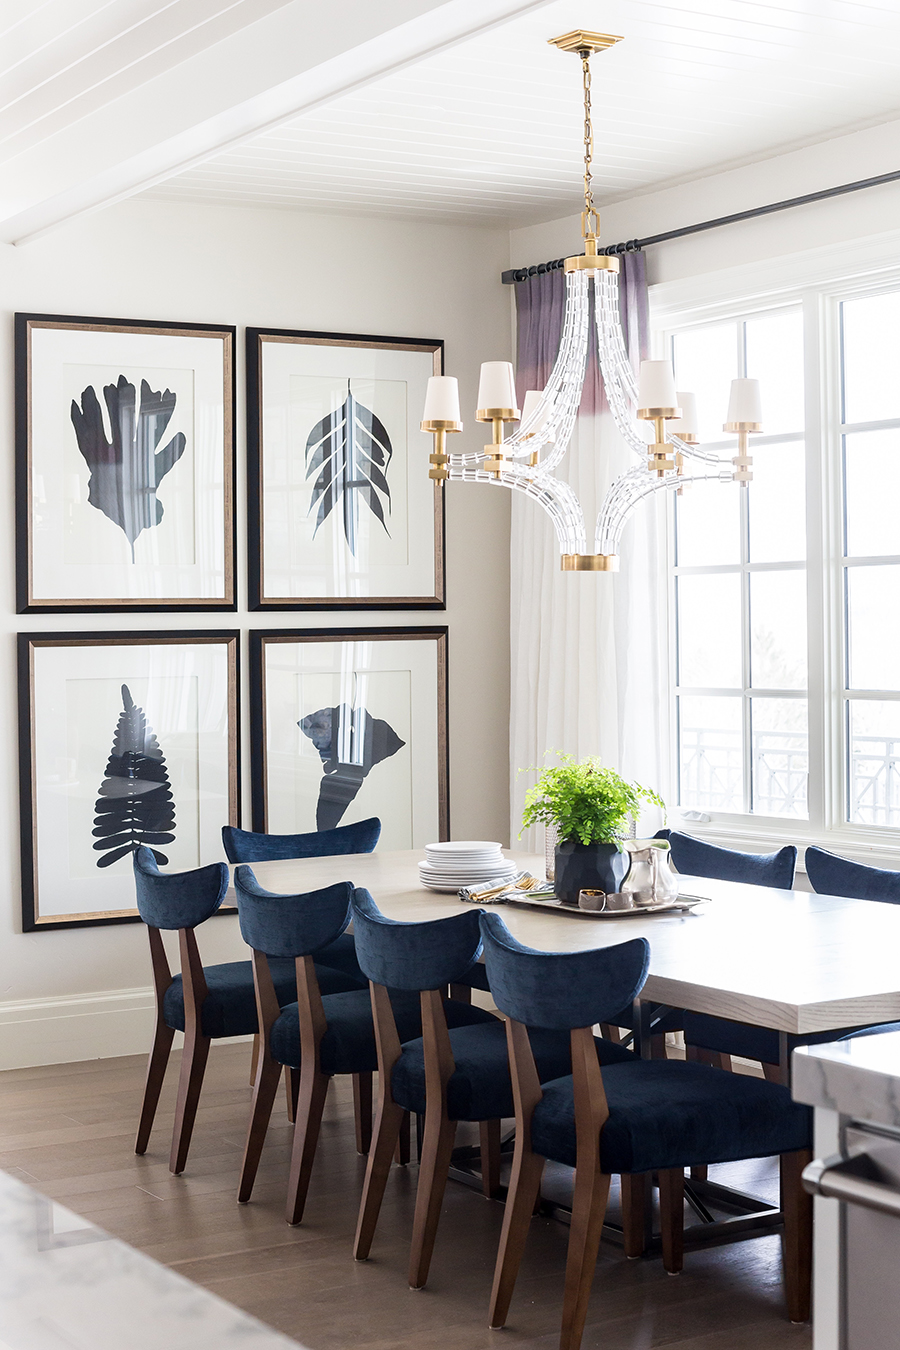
[{"xmin": 513, "ymin": 251, "xmax": 649, "ymax": 413}]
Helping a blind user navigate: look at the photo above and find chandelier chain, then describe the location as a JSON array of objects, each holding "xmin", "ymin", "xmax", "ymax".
[{"xmin": 582, "ymin": 53, "xmax": 594, "ymax": 225}]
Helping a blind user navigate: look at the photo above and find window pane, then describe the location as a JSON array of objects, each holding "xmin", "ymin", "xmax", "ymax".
[
  {"xmin": 745, "ymin": 310, "xmax": 804, "ymax": 436},
  {"xmin": 847, "ymin": 565, "xmax": 900, "ymax": 690},
  {"xmin": 748, "ymin": 442, "xmax": 805, "ymax": 563},
  {"xmin": 672, "ymin": 322, "xmax": 739, "ymax": 445},
  {"xmin": 751, "ymin": 698, "xmax": 808, "ymax": 818},
  {"xmin": 678, "ymin": 695, "xmax": 742, "ymax": 812},
  {"xmin": 842, "ymin": 291, "xmax": 900, "ymax": 424},
  {"xmin": 848, "ymin": 699, "xmax": 900, "ymax": 826},
  {"xmin": 677, "ymin": 574, "xmax": 742, "ymax": 688},
  {"xmin": 750, "ymin": 570, "xmax": 807, "ymax": 689},
  {"xmin": 845, "ymin": 430, "xmax": 900, "ymax": 557},
  {"xmin": 675, "ymin": 478, "xmax": 740, "ymax": 567}
]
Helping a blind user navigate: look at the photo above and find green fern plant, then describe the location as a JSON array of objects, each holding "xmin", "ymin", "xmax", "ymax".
[{"xmin": 521, "ymin": 754, "xmax": 663, "ymax": 847}]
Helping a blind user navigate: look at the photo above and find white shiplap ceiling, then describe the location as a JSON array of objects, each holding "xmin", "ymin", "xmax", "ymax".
[{"xmin": 145, "ymin": 0, "xmax": 900, "ymax": 226}]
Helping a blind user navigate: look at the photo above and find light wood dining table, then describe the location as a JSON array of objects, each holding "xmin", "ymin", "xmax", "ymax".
[{"xmin": 234, "ymin": 847, "xmax": 900, "ymax": 1084}]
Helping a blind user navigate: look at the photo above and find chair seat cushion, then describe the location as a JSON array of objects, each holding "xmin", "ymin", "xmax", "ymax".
[
  {"xmin": 532, "ymin": 1060, "xmax": 812, "ymax": 1174},
  {"xmin": 163, "ymin": 958, "xmax": 366, "ymax": 1038},
  {"xmin": 682, "ymin": 1011, "xmax": 886, "ymax": 1065},
  {"xmin": 270, "ymin": 991, "xmax": 496, "ymax": 1076},
  {"xmin": 392, "ymin": 1023, "xmax": 636, "ymax": 1122}
]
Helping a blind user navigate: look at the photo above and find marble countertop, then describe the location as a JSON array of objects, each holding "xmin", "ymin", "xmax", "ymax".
[
  {"xmin": 793, "ymin": 1030, "xmax": 900, "ymax": 1128},
  {"xmin": 0, "ymin": 1168, "xmax": 306, "ymax": 1350}
]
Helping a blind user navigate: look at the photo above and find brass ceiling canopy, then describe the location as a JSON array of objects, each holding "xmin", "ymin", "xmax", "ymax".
[{"xmin": 547, "ymin": 30, "xmax": 623, "ymax": 56}]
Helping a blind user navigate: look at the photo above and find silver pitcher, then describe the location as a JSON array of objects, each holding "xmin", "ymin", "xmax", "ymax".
[{"xmin": 620, "ymin": 838, "xmax": 679, "ymax": 908}]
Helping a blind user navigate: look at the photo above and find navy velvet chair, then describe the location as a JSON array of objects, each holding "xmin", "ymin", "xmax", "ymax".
[
  {"xmin": 233, "ymin": 869, "xmax": 491, "ymax": 1226},
  {"xmin": 805, "ymin": 844, "xmax": 900, "ymax": 904},
  {"xmin": 221, "ymin": 819, "xmax": 381, "ymax": 984},
  {"xmin": 132, "ymin": 847, "xmax": 365, "ymax": 1177},
  {"xmin": 479, "ymin": 912, "xmax": 813, "ymax": 1346},
  {"xmin": 349, "ymin": 890, "xmax": 637, "ymax": 1289},
  {"xmin": 660, "ymin": 833, "xmax": 801, "ymax": 1072}
]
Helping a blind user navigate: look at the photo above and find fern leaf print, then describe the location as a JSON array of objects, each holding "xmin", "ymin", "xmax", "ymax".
[
  {"xmin": 93, "ymin": 685, "xmax": 176, "ymax": 868},
  {"xmin": 304, "ymin": 381, "xmax": 392, "ymax": 556},
  {"xmin": 70, "ymin": 375, "xmax": 187, "ymax": 560}
]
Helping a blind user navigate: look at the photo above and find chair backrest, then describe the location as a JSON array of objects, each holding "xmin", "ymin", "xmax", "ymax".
[
  {"xmin": 805, "ymin": 845, "xmax": 900, "ymax": 904},
  {"xmin": 479, "ymin": 911, "xmax": 649, "ymax": 1031},
  {"xmin": 233, "ymin": 867, "xmax": 353, "ymax": 957},
  {"xmin": 350, "ymin": 888, "xmax": 482, "ymax": 990},
  {"xmin": 221, "ymin": 818, "xmax": 381, "ymax": 863},
  {"xmin": 656, "ymin": 829, "xmax": 796, "ymax": 890},
  {"xmin": 133, "ymin": 846, "xmax": 229, "ymax": 930}
]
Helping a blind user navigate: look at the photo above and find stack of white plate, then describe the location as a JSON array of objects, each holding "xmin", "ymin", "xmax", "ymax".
[{"xmin": 418, "ymin": 841, "xmax": 517, "ymax": 894}]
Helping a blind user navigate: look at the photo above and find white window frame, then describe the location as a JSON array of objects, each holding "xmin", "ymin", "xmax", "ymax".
[{"xmin": 650, "ymin": 235, "xmax": 900, "ymax": 869}]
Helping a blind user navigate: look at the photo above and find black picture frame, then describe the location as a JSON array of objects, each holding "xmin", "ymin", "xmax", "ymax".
[
  {"xmin": 16, "ymin": 313, "xmax": 237, "ymax": 613},
  {"xmin": 249, "ymin": 626, "xmax": 449, "ymax": 842},
  {"xmin": 247, "ymin": 327, "xmax": 446, "ymax": 611},
  {"xmin": 18, "ymin": 630, "xmax": 241, "ymax": 931}
]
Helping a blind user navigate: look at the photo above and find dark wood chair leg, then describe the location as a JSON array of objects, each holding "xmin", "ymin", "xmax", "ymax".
[
  {"xmin": 781, "ymin": 1148, "xmax": 813, "ymax": 1323},
  {"xmin": 693, "ymin": 1046, "xmax": 732, "ymax": 1072},
  {"xmin": 480, "ymin": 1119, "xmax": 502, "ymax": 1198},
  {"xmin": 353, "ymin": 1071, "xmax": 373, "ymax": 1155},
  {"xmin": 620, "ymin": 1173, "xmax": 647, "ymax": 1258},
  {"xmin": 169, "ymin": 1028, "xmax": 211, "ymax": 1175},
  {"xmin": 395, "ymin": 1110, "xmax": 411, "ymax": 1165},
  {"xmin": 599, "ymin": 1023, "xmax": 621, "ymax": 1043},
  {"xmin": 249, "ymin": 1033, "xmax": 260, "ymax": 1087},
  {"xmin": 135, "ymin": 1021, "xmax": 174, "ymax": 1155},
  {"xmin": 658, "ymin": 1168, "xmax": 685, "ymax": 1274},
  {"xmin": 354, "ymin": 1092, "xmax": 405, "ymax": 1259},
  {"xmin": 408, "ymin": 1112, "xmax": 458, "ymax": 1289},
  {"xmin": 650, "ymin": 1032, "xmax": 668, "ymax": 1059},
  {"xmin": 237, "ymin": 1052, "xmax": 283, "ymax": 1202},
  {"xmin": 489, "ymin": 1142, "xmax": 545, "ymax": 1327},
  {"xmin": 560, "ymin": 1155, "xmax": 612, "ymax": 1350},
  {"xmin": 285, "ymin": 1065, "xmax": 296, "ymax": 1123},
  {"xmin": 449, "ymin": 983, "xmax": 472, "ymax": 1003},
  {"xmin": 690, "ymin": 1164, "xmax": 709, "ymax": 1181},
  {"xmin": 763, "ymin": 1062, "xmax": 784, "ymax": 1084},
  {"xmin": 285, "ymin": 1068, "xmax": 330, "ymax": 1226}
]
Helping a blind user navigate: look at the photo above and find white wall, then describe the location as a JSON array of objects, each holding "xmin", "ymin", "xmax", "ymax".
[
  {"xmin": 510, "ymin": 116, "xmax": 900, "ymax": 286},
  {"xmin": 0, "ymin": 197, "xmax": 512, "ymax": 1068}
]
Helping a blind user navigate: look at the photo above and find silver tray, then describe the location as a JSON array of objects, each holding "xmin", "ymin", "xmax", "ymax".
[{"xmin": 499, "ymin": 893, "xmax": 710, "ymax": 919}]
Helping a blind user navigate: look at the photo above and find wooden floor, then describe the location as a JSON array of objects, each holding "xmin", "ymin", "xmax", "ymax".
[{"xmin": 0, "ymin": 1045, "xmax": 813, "ymax": 1350}]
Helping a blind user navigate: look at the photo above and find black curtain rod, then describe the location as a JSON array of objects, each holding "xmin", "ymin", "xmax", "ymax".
[{"xmin": 501, "ymin": 167, "xmax": 900, "ymax": 284}]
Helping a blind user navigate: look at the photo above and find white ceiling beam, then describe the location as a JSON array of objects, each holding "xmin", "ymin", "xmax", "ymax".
[{"xmin": 1, "ymin": 0, "xmax": 554, "ymax": 245}]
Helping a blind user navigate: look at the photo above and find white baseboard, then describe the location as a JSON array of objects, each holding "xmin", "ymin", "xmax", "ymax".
[
  {"xmin": 0, "ymin": 987, "xmax": 158, "ymax": 1070},
  {"xmin": 0, "ymin": 988, "xmax": 255, "ymax": 1071}
]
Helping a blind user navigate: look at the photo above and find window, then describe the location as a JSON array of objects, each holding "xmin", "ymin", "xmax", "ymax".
[{"xmin": 662, "ymin": 272, "xmax": 900, "ymax": 854}]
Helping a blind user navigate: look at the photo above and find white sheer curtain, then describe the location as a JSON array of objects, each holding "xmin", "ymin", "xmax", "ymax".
[{"xmin": 509, "ymin": 257, "xmax": 667, "ymax": 850}]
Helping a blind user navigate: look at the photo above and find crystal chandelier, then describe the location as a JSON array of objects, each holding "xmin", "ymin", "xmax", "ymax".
[{"xmin": 420, "ymin": 30, "xmax": 762, "ymax": 572}]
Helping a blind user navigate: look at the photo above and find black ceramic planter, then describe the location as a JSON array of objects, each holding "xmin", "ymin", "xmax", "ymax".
[{"xmin": 554, "ymin": 839, "xmax": 627, "ymax": 905}]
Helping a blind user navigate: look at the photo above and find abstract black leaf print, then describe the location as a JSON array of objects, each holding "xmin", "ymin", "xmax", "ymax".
[
  {"xmin": 93, "ymin": 685, "xmax": 176, "ymax": 868},
  {"xmin": 71, "ymin": 375, "xmax": 187, "ymax": 559},
  {"xmin": 299, "ymin": 703, "xmax": 405, "ymax": 831},
  {"xmin": 304, "ymin": 382, "xmax": 392, "ymax": 556}
]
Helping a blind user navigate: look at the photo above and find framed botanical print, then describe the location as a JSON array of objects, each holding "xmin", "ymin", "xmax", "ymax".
[
  {"xmin": 250, "ymin": 627, "xmax": 448, "ymax": 848},
  {"xmin": 247, "ymin": 328, "xmax": 445, "ymax": 610},
  {"xmin": 18, "ymin": 631, "xmax": 240, "ymax": 930},
  {"xmin": 16, "ymin": 314, "xmax": 236, "ymax": 612}
]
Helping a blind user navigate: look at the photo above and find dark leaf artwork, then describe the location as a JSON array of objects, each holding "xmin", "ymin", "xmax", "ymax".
[
  {"xmin": 299, "ymin": 703, "xmax": 405, "ymax": 831},
  {"xmin": 304, "ymin": 382, "xmax": 392, "ymax": 556},
  {"xmin": 70, "ymin": 375, "xmax": 187, "ymax": 560},
  {"xmin": 93, "ymin": 685, "xmax": 176, "ymax": 868}
]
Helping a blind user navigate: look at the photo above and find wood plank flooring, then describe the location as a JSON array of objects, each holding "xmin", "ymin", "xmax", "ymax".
[{"xmin": 0, "ymin": 1046, "xmax": 813, "ymax": 1349}]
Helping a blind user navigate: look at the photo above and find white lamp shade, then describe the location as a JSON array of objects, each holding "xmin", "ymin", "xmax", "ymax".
[
  {"xmin": 671, "ymin": 391, "xmax": 698, "ymax": 437},
  {"xmin": 422, "ymin": 375, "xmax": 461, "ymax": 423},
  {"xmin": 520, "ymin": 389, "xmax": 556, "ymax": 440},
  {"xmin": 638, "ymin": 360, "xmax": 678, "ymax": 410},
  {"xmin": 477, "ymin": 361, "xmax": 517, "ymax": 411},
  {"xmin": 726, "ymin": 378, "xmax": 762, "ymax": 426}
]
